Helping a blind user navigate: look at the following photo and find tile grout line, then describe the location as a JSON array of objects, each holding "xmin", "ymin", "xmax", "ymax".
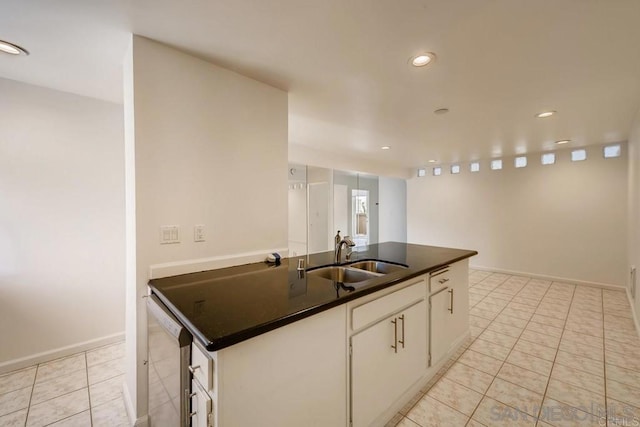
[
  {"xmin": 602, "ymin": 289, "xmax": 609, "ymax": 426},
  {"xmin": 86, "ymin": 351, "xmax": 94, "ymax": 427},
  {"xmin": 534, "ymin": 283, "xmax": 576, "ymax": 426},
  {"xmin": 24, "ymin": 362, "xmax": 38, "ymax": 426}
]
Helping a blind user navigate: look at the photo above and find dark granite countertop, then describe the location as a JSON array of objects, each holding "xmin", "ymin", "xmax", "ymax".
[{"xmin": 149, "ymin": 242, "xmax": 477, "ymax": 352}]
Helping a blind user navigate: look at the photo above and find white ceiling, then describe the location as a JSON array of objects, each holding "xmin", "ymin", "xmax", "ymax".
[{"xmin": 2, "ymin": 0, "xmax": 640, "ymax": 170}]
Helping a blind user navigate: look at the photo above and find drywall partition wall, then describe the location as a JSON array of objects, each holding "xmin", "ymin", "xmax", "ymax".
[
  {"xmin": 0, "ymin": 78, "xmax": 125, "ymax": 369},
  {"xmin": 379, "ymin": 177, "xmax": 407, "ymax": 243},
  {"xmin": 407, "ymin": 145, "xmax": 628, "ymax": 287},
  {"xmin": 123, "ymin": 36, "xmax": 288, "ymax": 421},
  {"xmin": 628, "ymin": 108, "xmax": 640, "ymax": 327}
]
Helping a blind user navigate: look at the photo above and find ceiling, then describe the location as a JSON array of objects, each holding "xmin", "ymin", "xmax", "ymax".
[{"xmin": 2, "ymin": 0, "xmax": 640, "ymax": 171}]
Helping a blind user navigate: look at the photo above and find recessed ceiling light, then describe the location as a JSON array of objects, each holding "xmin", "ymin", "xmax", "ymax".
[
  {"xmin": 0, "ymin": 40, "xmax": 29, "ymax": 56},
  {"xmin": 434, "ymin": 108, "xmax": 449, "ymax": 115},
  {"xmin": 555, "ymin": 140, "xmax": 571, "ymax": 145},
  {"xmin": 410, "ymin": 52, "xmax": 436, "ymax": 67},
  {"xmin": 535, "ymin": 111, "xmax": 556, "ymax": 118},
  {"xmin": 381, "ymin": 146, "xmax": 390, "ymax": 150},
  {"xmin": 428, "ymin": 159, "xmax": 436, "ymax": 163}
]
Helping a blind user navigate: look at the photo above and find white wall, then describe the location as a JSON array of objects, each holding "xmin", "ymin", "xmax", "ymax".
[
  {"xmin": 379, "ymin": 177, "xmax": 407, "ymax": 243},
  {"xmin": 0, "ymin": 78, "xmax": 125, "ymax": 369},
  {"xmin": 628, "ymin": 108, "xmax": 640, "ymax": 327},
  {"xmin": 124, "ymin": 36, "xmax": 288, "ymax": 421},
  {"xmin": 408, "ymin": 145, "xmax": 628, "ymax": 287}
]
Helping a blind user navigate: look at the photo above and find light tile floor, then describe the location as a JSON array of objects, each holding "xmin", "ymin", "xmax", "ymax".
[
  {"xmin": 389, "ymin": 270, "xmax": 640, "ymax": 427},
  {"xmin": 0, "ymin": 341, "xmax": 128, "ymax": 426},
  {"xmin": 1, "ymin": 271, "xmax": 638, "ymax": 427}
]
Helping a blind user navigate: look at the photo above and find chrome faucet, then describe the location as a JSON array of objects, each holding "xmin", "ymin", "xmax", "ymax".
[{"xmin": 335, "ymin": 236, "xmax": 356, "ymax": 264}]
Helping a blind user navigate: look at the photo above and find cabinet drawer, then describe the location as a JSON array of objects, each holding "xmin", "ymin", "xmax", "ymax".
[
  {"xmin": 429, "ymin": 266, "xmax": 451, "ymax": 294},
  {"xmin": 352, "ymin": 280, "xmax": 425, "ymax": 331},
  {"xmin": 191, "ymin": 343, "xmax": 214, "ymax": 391}
]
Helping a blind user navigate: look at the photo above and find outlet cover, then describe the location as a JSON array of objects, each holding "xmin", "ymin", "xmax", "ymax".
[{"xmin": 194, "ymin": 225, "xmax": 205, "ymax": 242}]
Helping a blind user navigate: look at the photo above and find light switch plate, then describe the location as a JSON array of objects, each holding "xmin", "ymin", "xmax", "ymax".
[{"xmin": 160, "ymin": 226, "xmax": 180, "ymax": 244}]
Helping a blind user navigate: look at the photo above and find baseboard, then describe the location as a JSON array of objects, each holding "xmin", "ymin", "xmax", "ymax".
[
  {"xmin": 123, "ymin": 382, "xmax": 149, "ymax": 427},
  {"xmin": 0, "ymin": 332, "xmax": 124, "ymax": 375},
  {"xmin": 149, "ymin": 247, "xmax": 289, "ymax": 279},
  {"xmin": 470, "ymin": 265, "xmax": 626, "ymax": 290}
]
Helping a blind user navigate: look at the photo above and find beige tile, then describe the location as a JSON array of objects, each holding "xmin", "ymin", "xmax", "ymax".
[
  {"xmin": 564, "ymin": 321, "xmax": 603, "ymax": 338},
  {"xmin": 606, "ymin": 350, "xmax": 640, "ymax": 372},
  {"xmin": 88, "ymin": 357, "xmax": 124, "ymax": 385},
  {"xmin": 427, "ymin": 377, "xmax": 483, "ymax": 416},
  {"xmin": 507, "ymin": 302, "xmax": 537, "ymax": 314},
  {"xmin": 36, "ymin": 353, "xmax": 86, "ymax": 384},
  {"xmin": 0, "ymin": 409, "xmax": 27, "ymax": 427},
  {"xmin": 466, "ymin": 420, "xmax": 488, "ymax": 427},
  {"xmin": 471, "ymin": 396, "xmax": 537, "ymax": 427},
  {"xmin": 507, "ymin": 350, "xmax": 553, "ymax": 377},
  {"xmin": 0, "ymin": 367, "xmax": 36, "ymax": 395},
  {"xmin": 469, "ymin": 339, "xmax": 511, "ymax": 361},
  {"xmin": 399, "ymin": 392, "xmax": 423, "ymax": 415},
  {"xmin": 550, "ymin": 364, "xmax": 604, "ymax": 396},
  {"xmin": 554, "ymin": 351, "xmax": 604, "ymax": 377},
  {"xmin": 526, "ymin": 321, "xmax": 563, "ymax": 338},
  {"xmin": 469, "ymin": 307, "xmax": 499, "ymax": 321},
  {"xmin": 497, "ymin": 363, "xmax": 548, "ymax": 395},
  {"xmin": 606, "ymin": 379, "xmax": 640, "ymax": 409},
  {"xmin": 511, "ymin": 296, "xmax": 540, "ymax": 307},
  {"xmin": 91, "ymin": 396, "xmax": 129, "ymax": 427},
  {"xmin": 558, "ymin": 340, "xmax": 603, "ymax": 362},
  {"xmin": 604, "ymin": 339, "xmax": 640, "ymax": 357},
  {"xmin": 89, "ymin": 374, "xmax": 124, "ymax": 407},
  {"xmin": 486, "ymin": 378, "xmax": 543, "ymax": 417},
  {"xmin": 561, "ymin": 330, "xmax": 603, "ymax": 350},
  {"xmin": 606, "ymin": 364, "xmax": 640, "ymax": 390},
  {"xmin": 393, "ymin": 416, "xmax": 420, "ymax": 427},
  {"xmin": 479, "ymin": 329, "xmax": 518, "ymax": 348},
  {"xmin": 539, "ymin": 397, "xmax": 604, "ymax": 426},
  {"xmin": 457, "ymin": 349, "xmax": 503, "ymax": 376},
  {"xmin": 475, "ymin": 301, "xmax": 506, "ymax": 313},
  {"xmin": 443, "ymin": 362, "xmax": 494, "ymax": 394},
  {"xmin": 519, "ymin": 329, "xmax": 560, "ymax": 349},
  {"xmin": 494, "ymin": 313, "xmax": 530, "ymax": 329},
  {"xmin": 513, "ymin": 339, "xmax": 557, "ymax": 362},
  {"xmin": 606, "ymin": 398, "xmax": 640, "ymax": 427},
  {"xmin": 530, "ymin": 314, "xmax": 565, "ymax": 329},
  {"xmin": 48, "ymin": 410, "xmax": 91, "ymax": 426},
  {"xmin": 487, "ymin": 321, "xmax": 524, "ymax": 338},
  {"xmin": 469, "ymin": 315, "xmax": 492, "ymax": 329},
  {"xmin": 470, "ymin": 326, "xmax": 484, "ymax": 339},
  {"xmin": 26, "ymin": 388, "xmax": 90, "ymax": 427},
  {"xmin": 31, "ymin": 368, "xmax": 87, "ymax": 405},
  {"xmin": 488, "ymin": 292, "xmax": 514, "ymax": 302},
  {"xmin": 546, "ymin": 379, "xmax": 605, "ymax": 417},
  {"xmin": 535, "ymin": 307, "xmax": 567, "ymax": 321},
  {"xmin": 604, "ymin": 314, "xmax": 636, "ymax": 330},
  {"xmin": 86, "ymin": 342, "xmax": 125, "ymax": 367},
  {"xmin": 501, "ymin": 308, "xmax": 533, "ymax": 321},
  {"xmin": 605, "ymin": 329, "xmax": 640, "ymax": 346},
  {"xmin": 405, "ymin": 395, "xmax": 469, "ymax": 426},
  {"xmin": 0, "ymin": 386, "xmax": 31, "ymax": 417}
]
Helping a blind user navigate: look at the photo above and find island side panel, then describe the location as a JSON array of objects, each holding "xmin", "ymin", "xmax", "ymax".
[{"xmin": 215, "ymin": 305, "xmax": 348, "ymax": 426}]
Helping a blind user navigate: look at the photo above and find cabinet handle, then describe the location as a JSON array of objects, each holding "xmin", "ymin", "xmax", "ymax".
[
  {"xmin": 391, "ymin": 318, "xmax": 398, "ymax": 353},
  {"xmin": 188, "ymin": 365, "xmax": 200, "ymax": 374},
  {"xmin": 448, "ymin": 289, "xmax": 454, "ymax": 314},
  {"xmin": 439, "ymin": 278, "xmax": 449, "ymax": 284},
  {"xmin": 398, "ymin": 314, "xmax": 405, "ymax": 349}
]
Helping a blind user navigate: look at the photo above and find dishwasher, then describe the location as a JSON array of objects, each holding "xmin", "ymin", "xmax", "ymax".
[{"xmin": 147, "ymin": 293, "xmax": 192, "ymax": 426}]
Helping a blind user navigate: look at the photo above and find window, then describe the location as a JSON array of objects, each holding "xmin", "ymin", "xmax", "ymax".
[
  {"xmin": 470, "ymin": 162, "xmax": 480, "ymax": 172},
  {"xmin": 541, "ymin": 153, "xmax": 556, "ymax": 165},
  {"xmin": 417, "ymin": 168, "xmax": 426, "ymax": 177},
  {"xmin": 451, "ymin": 164, "xmax": 460, "ymax": 174},
  {"xmin": 604, "ymin": 144, "xmax": 621, "ymax": 158},
  {"xmin": 571, "ymin": 149, "xmax": 587, "ymax": 162},
  {"xmin": 433, "ymin": 167, "xmax": 442, "ymax": 176},
  {"xmin": 490, "ymin": 159, "xmax": 502, "ymax": 170},
  {"xmin": 514, "ymin": 156, "xmax": 527, "ymax": 168}
]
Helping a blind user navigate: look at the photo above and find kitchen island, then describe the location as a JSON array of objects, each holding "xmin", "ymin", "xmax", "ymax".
[{"xmin": 149, "ymin": 242, "xmax": 477, "ymax": 427}]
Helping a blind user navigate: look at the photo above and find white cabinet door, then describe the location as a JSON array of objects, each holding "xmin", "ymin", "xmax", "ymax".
[
  {"xmin": 448, "ymin": 260, "xmax": 469, "ymax": 343},
  {"xmin": 351, "ymin": 300, "xmax": 427, "ymax": 427},
  {"xmin": 429, "ymin": 286, "xmax": 451, "ymax": 367},
  {"xmin": 191, "ymin": 379, "xmax": 212, "ymax": 427}
]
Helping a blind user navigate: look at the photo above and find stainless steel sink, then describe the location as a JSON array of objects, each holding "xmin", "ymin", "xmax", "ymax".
[
  {"xmin": 307, "ymin": 266, "xmax": 378, "ymax": 283},
  {"xmin": 347, "ymin": 261, "xmax": 408, "ymax": 274}
]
